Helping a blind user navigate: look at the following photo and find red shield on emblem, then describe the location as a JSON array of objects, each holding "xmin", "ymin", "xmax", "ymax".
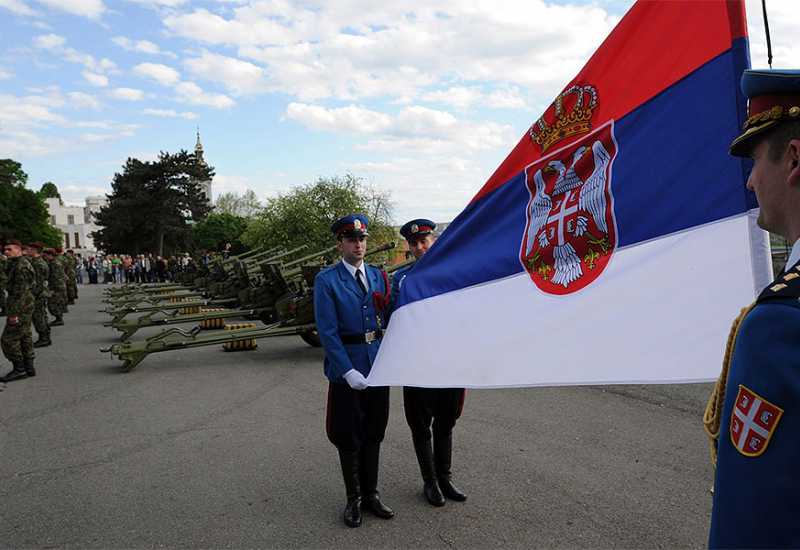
[
  {"xmin": 729, "ymin": 385, "xmax": 783, "ymax": 457},
  {"xmin": 520, "ymin": 121, "xmax": 618, "ymax": 295}
]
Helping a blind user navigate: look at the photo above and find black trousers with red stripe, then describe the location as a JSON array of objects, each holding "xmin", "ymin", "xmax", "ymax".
[
  {"xmin": 326, "ymin": 382, "xmax": 390, "ymax": 451},
  {"xmin": 403, "ymin": 387, "xmax": 465, "ymax": 441}
]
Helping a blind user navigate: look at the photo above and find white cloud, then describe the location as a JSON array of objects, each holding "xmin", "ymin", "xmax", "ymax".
[
  {"xmin": 67, "ymin": 91, "xmax": 101, "ymax": 110},
  {"xmin": 125, "ymin": 0, "xmax": 187, "ymax": 7},
  {"xmin": 0, "ymin": 67, "xmax": 13, "ymax": 80},
  {"xmin": 34, "ymin": 34, "xmax": 118, "ymax": 75},
  {"xmin": 285, "ymin": 103, "xmax": 391, "ymax": 134},
  {"xmin": 163, "ymin": 1, "xmax": 618, "ymax": 103},
  {"xmin": 286, "ymin": 102, "xmax": 514, "ymax": 154},
  {"xmin": 143, "ymin": 108, "xmax": 197, "ymax": 119},
  {"xmin": 36, "ymin": 0, "xmax": 105, "ymax": 19},
  {"xmin": 0, "ymin": 0, "xmax": 37, "ymax": 16},
  {"xmin": 174, "ymin": 81, "xmax": 234, "ymax": 108},
  {"xmin": 34, "ymin": 33, "xmax": 66, "ymax": 49},
  {"xmin": 0, "ymin": 92, "xmax": 66, "ymax": 126},
  {"xmin": 109, "ymin": 87, "xmax": 145, "ymax": 101},
  {"xmin": 82, "ymin": 71, "xmax": 108, "ymax": 87},
  {"xmin": 746, "ymin": 0, "xmax": 800, "ymax": 70},
  {"xmin": 112, "ymin": 35, "xmax": 175, "ymax": 57},
  {"xmin": 133, "ymin": 62, "xmax": 181, "ymax": 85},
  {"xmin": 183, "ymin": 51, "xmax": 267, "ymax": 95}
]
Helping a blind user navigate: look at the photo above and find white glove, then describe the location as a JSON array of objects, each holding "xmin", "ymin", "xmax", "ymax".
[{"xmin": 343, "ymin": 369, "xmax": 369, "ymax": 390}]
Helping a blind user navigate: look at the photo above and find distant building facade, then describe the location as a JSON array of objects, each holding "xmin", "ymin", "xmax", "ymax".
[{"xmin": 45, "ymin": 195, "xmax": 107, "ymax": 256}]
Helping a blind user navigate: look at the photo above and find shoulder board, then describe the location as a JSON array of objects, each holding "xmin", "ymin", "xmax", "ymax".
[{"xmin": 757, "ymin": 261, "xmax": 800, "ymax": 303}]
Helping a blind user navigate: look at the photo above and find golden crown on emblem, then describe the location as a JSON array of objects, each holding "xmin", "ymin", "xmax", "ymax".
[{"xmin": 529, "ymin": 84, "xmax": 598, "ymax": 152}]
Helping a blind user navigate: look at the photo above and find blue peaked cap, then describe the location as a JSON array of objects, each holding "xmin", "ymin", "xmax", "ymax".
[
  {"xmin": 730, "ymin": 69, "xmax": 800, "ymax": 157},
  {"xmin": 331, "ymin": 214, "xmax": 369, "ymax": 237},
  {"xmin": 400, "ymin": 218, "xmax": 436, "ymax": 241}
]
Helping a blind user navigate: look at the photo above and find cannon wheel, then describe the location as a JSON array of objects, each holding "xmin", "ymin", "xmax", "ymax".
[{"xmin": 300, "ymin": 329, "xmax": 321, "ymax": 347}]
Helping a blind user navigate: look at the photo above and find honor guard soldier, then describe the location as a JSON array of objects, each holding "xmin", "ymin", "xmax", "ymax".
[
  {"xmin": 43, "ymin": 248, "xmax": 67, "ymax": 326},
  {"xmin": 314, "ymin": 214, "xmax": 394, "ymax": 528},
  {"xmin": 0, "ymin": 248, "xmax": 7, "ymax": 316},
  {"xmin": 25, "ymin": 243, "xmax": 51, "ymax": 348},
  {"xmin": 706, "ymin": 69, "xmax": 800, "ymax": 548},
  {"xmin": 389, "ymin": 220, "xmax": 467, "ymax": 507},
  {"xmin": 0, "ymin": 239, "xmax": 36, "ymax": 382}
]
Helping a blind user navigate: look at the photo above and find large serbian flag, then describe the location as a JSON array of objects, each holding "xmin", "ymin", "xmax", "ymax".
[{"xmin": 368, "ymin": 0, "xmax": 772, "ymax": 388}]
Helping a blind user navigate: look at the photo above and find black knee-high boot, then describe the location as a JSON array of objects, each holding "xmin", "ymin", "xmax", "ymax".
[
  {"xmin": 360, "ymin": 443, "xmax": 394, "ymax": 519},
  {"xmin": 338, "ymin": 449, "xmax": 362, "ymax": 528},
  {"xmin": 413, "ymin": 436, "xmax": 445, "ymax": 506},
  {"xmin": 434, "ymin": 433, "xmax": 467, "ymax": 501}
]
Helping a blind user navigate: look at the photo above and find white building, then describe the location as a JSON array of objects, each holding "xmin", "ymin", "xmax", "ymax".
[{"xmin": 45, "ymin": 195, "xmax": 107, "ymax": 256}]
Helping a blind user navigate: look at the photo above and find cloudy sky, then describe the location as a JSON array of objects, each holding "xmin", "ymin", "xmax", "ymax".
[{"xmin": 1, "ymin": 0, "xmax": 797, "ymax": 223}]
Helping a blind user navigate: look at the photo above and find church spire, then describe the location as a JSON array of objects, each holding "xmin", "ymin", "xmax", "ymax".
[{"xmin": 195, "ymin": 126, "xmax": 204, "ymax": 160}]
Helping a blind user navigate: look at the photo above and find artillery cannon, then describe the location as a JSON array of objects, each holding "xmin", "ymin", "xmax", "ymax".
[{"xmin": 102, "ymin": 241, "xmax": 397, "ymax": 369}]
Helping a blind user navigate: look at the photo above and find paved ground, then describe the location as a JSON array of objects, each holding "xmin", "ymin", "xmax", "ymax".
[{"xmin": 0, "ymin": 284, "xmax": 716, "ymax": 549}]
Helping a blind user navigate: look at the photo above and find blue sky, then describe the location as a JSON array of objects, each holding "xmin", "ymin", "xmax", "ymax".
[{"xmin": 0, "ymin": 0, "xmax": 797, "ymax": 223}]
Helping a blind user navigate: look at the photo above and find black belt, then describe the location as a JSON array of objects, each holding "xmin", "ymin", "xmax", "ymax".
[{"xmin": 340, "ymin": 330, "xmax": 383, "ymax": 344}]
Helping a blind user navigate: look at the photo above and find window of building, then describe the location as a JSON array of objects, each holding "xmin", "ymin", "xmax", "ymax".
[
  {"xmin": 67, "ymin": 214, "xmax": 75, "ymax": 225},
  {"xmin": 50, "ymin": 215, "xmax": 56, "ymax": 225},
  {"xmin": 64, "ymin": 233, "xmax": 70, "ymax": 248},
  {"xmin": 74, "ymin": 232, "xmax": 81, "ymax": 248}
]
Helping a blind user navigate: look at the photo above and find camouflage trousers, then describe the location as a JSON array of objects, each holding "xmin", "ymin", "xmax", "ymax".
[
  {"xmin": 33, "ymin": 296, "xmax": 50, "ymax": 339},
  {"xmin": 67, "ymin": 280, "xmax": 78, "ymax": 302},
  {"xmin": 49, "ymin": 290, "xmax": 67, "ymax": 318},
  {"xmin": 2, "ymin": 312, "xmax": 34, "ymax": 363},
  {"xmin": 0, "ymin": 289, "xmax": 6, "ymax": 313}
]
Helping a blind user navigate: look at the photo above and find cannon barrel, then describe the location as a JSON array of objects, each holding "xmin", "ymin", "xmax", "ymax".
[
  {"xmin": 364, "ymin": 241, "xmax": 396, "ymax": 258},
  {"xmin": 282, "ymin": 245, "xmax": 337, "ymax": 269},
  {"xmin": 219, "ymin": 245, "xmax": 265, "ymax": 265},
  {"xmin": 224, "ymin": 247, "xmax": 283, "ymax": 269},
  {"xmin": 254, "ymin": 244, "xmax": 308, "ymax": 265}
]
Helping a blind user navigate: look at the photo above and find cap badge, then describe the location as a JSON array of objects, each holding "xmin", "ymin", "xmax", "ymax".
[
  {"xmin": 411, "ymin": 224, "xmax": 419, "ymax": 233},
  {"xmin": 353, "ymin": 219, "xmax": 362, "ymax": 230}
]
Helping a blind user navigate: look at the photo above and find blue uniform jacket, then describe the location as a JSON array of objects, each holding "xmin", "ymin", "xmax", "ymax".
[
  {"xmin": 709, "ymin": 269, "xmax": 800, "ymax": 548},
  {"xmin": 386, "ymin": 264, "xmax": 412, "ymax": 325},
  {"xmin": 314, "ymin": 261, "xmax": 389, "ymax": 383}
]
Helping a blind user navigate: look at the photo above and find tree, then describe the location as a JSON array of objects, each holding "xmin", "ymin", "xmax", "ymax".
[
  {"xmin": 0, "ymin": 159, "xmax": 61, "ymax": 246},
  {"xmin": 215, "ymin": 190, "xmax": 262, "ymax": 218},
  {"xmin": 0, "ymin": 159, "xmax": 28, "ymax": 187},
  {"xmin": 92, "ymin": 150, "xmax": 213, "ymax": 255},
  {"xmin": 241, "ymin": 174, "xmax": 394, "ymax": 261},
  {"xmin": 38, "ymin": 181, "xmax": 62, "ymax": 202},
  {"xmin": 192, "ymin": 212, "xmax": 248, "ymax": 253}
]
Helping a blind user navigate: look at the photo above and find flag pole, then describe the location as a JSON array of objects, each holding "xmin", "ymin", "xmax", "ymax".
[{"xmin": 761, "ymin": 0, "xmax": 773, "ymax": 68}]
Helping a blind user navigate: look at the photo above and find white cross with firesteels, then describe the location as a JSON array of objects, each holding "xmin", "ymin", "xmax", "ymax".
[
  {"xmin": 733, "ymin": 397, "xmax": 770, "ymax": 451},
  {"xmin": 547, "ymin": 190, "xmax": 579, "ymax": 246}
]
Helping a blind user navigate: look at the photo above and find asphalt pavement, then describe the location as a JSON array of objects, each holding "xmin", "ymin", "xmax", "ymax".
[{"xmin": 0, "ymin": 283, "xmax": 716, "ymax": 549}]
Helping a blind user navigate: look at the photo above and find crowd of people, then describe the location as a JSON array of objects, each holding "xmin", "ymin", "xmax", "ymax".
[{"xmin": 73, "ymin": 253, "xmax": 204, "ymax": 285}]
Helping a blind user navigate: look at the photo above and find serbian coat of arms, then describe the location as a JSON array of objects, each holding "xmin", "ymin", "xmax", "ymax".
[
  {"xmin": 730, "ymin": 385, "xmax": 783, "ymax": 457},
  {"xmin": 520, "ymin": 120, "xmax": 619, "ymax": 295}
]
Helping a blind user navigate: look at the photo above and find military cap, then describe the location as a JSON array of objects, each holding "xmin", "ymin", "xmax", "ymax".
[
  {"xmin": 43, "ymin": 248, "xmax": 55, "ymax": 255},
  {"xmin": 730, "ymin": 69, "xmax": 800, "ymax": 157},
  {"xmin": 55, "ymin": 247, "xmax": 63, "ymax": 254},
  {"xmin": 400, "ymin": 218, "xmax": 436, "ymax": 241},
  {"xmin": 28, "ymin": 242, "xmax": 44, "ymax": 250},
  {"xmin": 5, "ymin": 239, "xmax": 22, "ymax": 247},
  {"xmin": 331, "ymin": 214, "xmax": 369, "ymax": 238}
]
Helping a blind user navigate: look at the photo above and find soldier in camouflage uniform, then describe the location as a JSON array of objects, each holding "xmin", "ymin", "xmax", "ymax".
[
  {"xmin": 0, "ymin": 239, "xmax": 35, "ymax": 383},
  {"xmin": 54, "ymin": 248, "xmax": 68, "ymax": 313},
  {"xmin": 65, "ymin": 249, "xmax": 78, "ymax": 305},
  {"xmin": 0, "ymin": 252, "xmax": 7, "ymax": 316},
  {"xmin": 44, "ymin": 248, "xmax": 67, "ymax": 326},
  {"xmin": 25, "ymin": 243, "xmax": 51, "ymax": 348}
]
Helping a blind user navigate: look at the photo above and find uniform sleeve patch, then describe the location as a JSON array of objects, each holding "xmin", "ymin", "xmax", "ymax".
[{"xmin": 729, "ymin": 385, "xmax": 783, "ymax": 457}]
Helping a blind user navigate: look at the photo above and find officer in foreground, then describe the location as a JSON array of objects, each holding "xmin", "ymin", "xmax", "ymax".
[
  {"xmin": 706, "ymin": 69, "xmax": 800, "ymax": 548},
  {"xmin": 389, "ymin": 220, "xmax": 467, "ymax": 507},
  {"xmin": 313, "ymin": 214, "xmax": 394, "ymax": 528},
  {"xmin": 0, "ymin": 239, "xmax": 36, "ymax": 383}
]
